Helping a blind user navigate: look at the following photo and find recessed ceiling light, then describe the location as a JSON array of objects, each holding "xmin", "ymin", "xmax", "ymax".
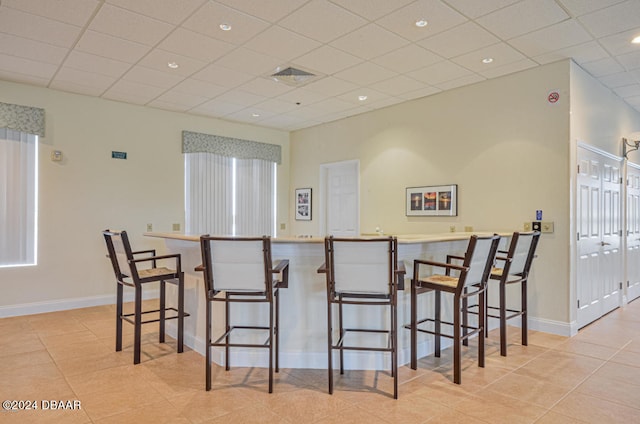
[
  {"xmin": 632, "ymin": 35, "xmax": 640, "ymax": 44},
  {"xmin": 220, "ymin": 23, "xmax": 231, "ymax": 31},
  {"xmin": 252, "ymin": 113, "xmax": 260, "ymax": 117},
  {"xmin": 167, "ymin": 61, "xmax": 179, "ymax": 69},
  {"xmin": 358, "ymin": 95, "xmax": 368, "ymax": 101},
  {"xmin": 415, "ymin": 19, "xmax": 428, "ymax": 28},
  {"xmin": 482, "ymin": 57, "xmax": 494, "ymax": 64}
]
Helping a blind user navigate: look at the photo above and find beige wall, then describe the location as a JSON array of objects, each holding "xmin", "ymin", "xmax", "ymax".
[
  {"xmin": 0, "ymin": 80, "xmax": 289, "ymax": 312},
  {"xmin": 290, "ymin": 61, "xmax": 572, "ymax": 326}
]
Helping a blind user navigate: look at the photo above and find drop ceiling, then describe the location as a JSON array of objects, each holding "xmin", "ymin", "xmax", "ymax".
[{"xmin": 1, "ymin": 0, "xmax": 639, "ymax": 131}]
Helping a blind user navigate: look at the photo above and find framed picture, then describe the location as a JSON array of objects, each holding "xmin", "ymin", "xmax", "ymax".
[
  {"xmin": 406, "ymin": 184, "xmax": 457, "ymax": 216},
  {"xmin": 295, "ymin": 188, "xmax": 312, "ymax": 221}
]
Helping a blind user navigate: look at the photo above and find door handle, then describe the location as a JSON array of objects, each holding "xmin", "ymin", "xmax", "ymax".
[{"xmin": 601, "ymin": 241, "xmax": 611, "ymax": 246}]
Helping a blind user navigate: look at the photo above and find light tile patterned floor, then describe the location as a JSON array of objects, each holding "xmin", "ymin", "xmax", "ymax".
[{"xmin": 1, "ymin": 299, "xmax": 639, "ymax": 423}]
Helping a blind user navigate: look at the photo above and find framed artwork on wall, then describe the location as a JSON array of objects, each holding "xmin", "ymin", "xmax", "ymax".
[
  {"xmin": 295, "ymin": 188, "xmax": 312, "ymax": 221},
  {"xmin": 406, "ymin": 184, "xmax": 457, "ymax": 216}
]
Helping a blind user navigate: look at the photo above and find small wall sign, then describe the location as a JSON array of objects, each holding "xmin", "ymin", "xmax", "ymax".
[{"xmin": 111, "ymin": 151, "xmax": 127, "ymax": 160}]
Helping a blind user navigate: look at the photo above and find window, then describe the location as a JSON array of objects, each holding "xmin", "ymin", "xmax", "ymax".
[
  {"xmin": 183, "ymin": 131, "xmax": 280, "ymax": 236},
  {"xmin": 0, "ymin": 128, "xmax": 38, "ymax": 267}
]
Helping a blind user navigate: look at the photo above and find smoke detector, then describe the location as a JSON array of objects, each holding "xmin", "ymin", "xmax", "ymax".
[{"xmin": 270, "ymin": 66, "xmax": 319, "ymax": 87}]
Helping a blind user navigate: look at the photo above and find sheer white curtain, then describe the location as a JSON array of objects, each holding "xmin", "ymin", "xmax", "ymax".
[
  {"xmin": 185, "ymin": 153, "xmax": 276, "ymax": 236},
  {"xmin": 0, "ymin": 128, "xmax": 38, "ymax": 266}
]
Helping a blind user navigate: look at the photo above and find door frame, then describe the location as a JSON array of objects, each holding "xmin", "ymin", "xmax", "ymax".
[{"xmin": 318, "ymin": 159, "xmax": 360, "ymax": 236}]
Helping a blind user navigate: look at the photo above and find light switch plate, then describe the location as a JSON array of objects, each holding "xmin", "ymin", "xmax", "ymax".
[{"xmin": 541, "ymin": 221, "xmax": 554, "ymax": 233}]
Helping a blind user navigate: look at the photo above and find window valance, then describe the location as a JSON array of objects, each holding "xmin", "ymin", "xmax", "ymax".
[
  {"xmin": 182, "ymin": 130, "xmax": 281, "ymax": 164},
  {"xmin": 0, "ymin": 102, "xmax": 45, "ymax": 137}
]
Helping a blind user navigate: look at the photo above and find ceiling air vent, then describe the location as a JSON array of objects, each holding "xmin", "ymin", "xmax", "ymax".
[{"xmin": 270, "ymin": 66, "xmax": 318, "ymax": 87}]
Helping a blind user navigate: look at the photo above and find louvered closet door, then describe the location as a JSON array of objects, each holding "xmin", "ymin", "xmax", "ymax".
[
  {"xmin": 626, "ymin": 163, "xmax": 640, "ymax": 302},
  {"xmin": 577, "ymin": 146, "xmax": 622, "ymax": 329}
]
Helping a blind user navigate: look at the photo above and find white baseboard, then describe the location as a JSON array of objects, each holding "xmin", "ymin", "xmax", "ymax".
[{"xmin": 0, "ymin": 290, "xmax": 159, "ymax": 318}]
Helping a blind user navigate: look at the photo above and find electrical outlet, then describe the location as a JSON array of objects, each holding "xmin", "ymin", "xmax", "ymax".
[
  {"xmin": 280, "ymin": 223, "xmax": 286, "ymax": 230},
  {"xmin": 449, "ymin": 225, "xmax": 456, "ymax": 233},
  {"xmin": 541, "ymin": 221, "xmax": 554, "ymax": 233},
  {"xmin": 532, "ymin": 221, "xmax": 542, "ymax": 231},
  {"xmin": 524, "ymin": 222, "xmax": 532, "ymax": 231},
  {"xmin": 172, "ymin": 223, "xmax": 180, "ymax": 231},
  {"xmin": 146, "ymin": 223, "xmax": 152, "ymax": 232},
  {"xmin": 464, "ymin": 226, "xmax": 473, "ymax": 232}
]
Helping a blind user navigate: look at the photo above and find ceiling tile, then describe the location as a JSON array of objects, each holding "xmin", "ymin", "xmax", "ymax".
[
  {"xmin": 303, "ymin": 76, "xmax": 359, "ymax": 96},
  {"xmin": 434, "ymin": 73, "xmax": 484, "ymax": 90},
  {"xmin": 0, "ymin": 33, "xmax": 68, "ymax": 65},
  {"xmin": 533, "ymin": 41, "xmax": 609, "ymax": 65},
  {"xmin": 0, "ymin": 7, "xmax": 82, "ymax": 48},
  {"xmin": 407, "ymin": 60, "xmax": 472, "ymax": 85},
  {"xmin": 293, "ymin": 45, "xmax": 362, "ymax": 75},
  {"xmin": 89, "ymin": 4, "xmax": 174, "ymax": 46},
  {"xmin": 441, "ymin": 0, "xmax": 520, "ymax": 19},
  {"xmin": 508, "ymin": 20, "xmax": 592, "ymax": 57},
  {"xmin": 105, "ymin": 0, "xmax": 207, "ymax": 24},
  {"xmin": 376, "ymin": 0, "xmax": 468, "ymax": 42},
  {"xmin": 63, "ymin": 50, "xmax": 130, "ymax": 78},
  {"xmin": 397, "ymin": 85, "xmax": 441, "ymax": 100},
  {"xmin": 625, "ymin": 95, "xmax": 640, "ymax": 106},
  {"xmin": 276, "ymin": 87, "xmax": 328, "ymax": 106},
  {"xmin": 244, "ymin": 26, "xmax": 322, "ymax": 62},
  {"xmin": 373, "ymin": 44, "xmax": 443, "ymax": 73},
  {"xmin": 599, "ymin": 29, "xmax": 640, "ymax": 56},
  {"xmin": 76, "ymin": 30, "xmax": 150, "ymax": 63},
  {"xmin": 329, "ymin": 0, "xmax": 414, "ymax": 21},
  {"xmin": 192, "ymin": 63, "xmax": 254, "ymax": 88},
  {"xmin": 336, "ymin": 87, "xmax": 390, "ymax": 105},
  {"xmin": 191, "ymin": 99, "xmax": 247, "ymax": 116},
  {"xmin": 614, "ymin": 84, "xmax": 640, "ymax": 98},
  {"xmin": 211, "ymin": 89, "xmax": 266, "ymax": 107},
  {"xmin": 123, "ymin": 65, "xmax": 185, "ymax": 89},
  {"xmin": 138, "ymin": 49, "xmax": 207, "ymax": 77},
  {"xmin": 171, "ymin": 79, "xmax": 228, "ymax": 98},
  {"xmin": 158, "ymin": 28, "xmax": 235, "ymax": 63},
  {"xmin": 216, "ymin": 0, "xmax": 310, "ymax": 23},
  {"xmin": 182, "ymin": 1, "xmax": 270, "ymax": 45},
  {"xmin": 279, "ymin": 0, "xmax": 367, "ymax": 43},
  {"xmin": 334, "ymin": 62, "xmax": 396, "ymax": 85},
  {"xmin": 238, "ymin": 77, "xmax": 295, "ymax": 98},
  {"xmin": 147, "ymin": 100, "xmax": 190, "ymax": 112},
  {"xmin": 581, "ymin": 57, "xmax": 625, "ymax": 77},
  {"xmin": 0, "ymin": 70, "xmax": 49, "ymax": 87},
  {"xmin": 152, "ymin": 90, "xmax": 209, "ymax": 108},
  {"xmin": 451, "ymin": 42, "xmax": 526, "ymax": 72},
  {"xmin": 418, "ymin": 21, "xmax": 499, "ymax": 59},
  {"xmin": 578, "ymin": 0, "xmax": 640, "ymax": 38},
  {"xmin": 599, "ymin": 71, "xmax": 638, "ymax": 88},
  {"xmin": 103, "ymin": 80, "xmax": 167, "ymax": 103},
  {"xmin": 475, "ymin": 0, "xmax": 569, "ymax": 40},
  {"xmin": 0, "ymin": 52, "xmax": 57, "ymax": 80},
  {"xmin": 617, "ymin": 51, "xmax": 640, "ymax": 71},
  {"xmin": 3, "ymin": 0, "xmax": 99, "ymax": 26},
  {"xmin": 253, "ymin": 98, "xmax": 300, "ymax": 114},
  {"xmin": 52, "ymin": 67, "xmax": 116, "ymax": 90},
  {"xmin": 370, "ymin": 75, "xmax": 429, "ymax": 95},
  {"xmin": 330, "ymin": 23, "xmax": 409, "ymax": 60},
  {"xmin": 478, "ymin": 58, "xmax": 538, "ymax": 78},
  {"xmin": 557, "ymin": 0, "xmax": 626, "ymax": 17},
  {"xmin": 214, "ymin": 47, "xmax": 282, "ymax": 76},
  {"xmin": 49, "ymin": 80, "xmax": 107, "ymax": 97}
]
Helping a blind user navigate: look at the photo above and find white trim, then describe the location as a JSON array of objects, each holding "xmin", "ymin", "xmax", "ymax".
[
  {"xmin": 577, "ymin": 141, "xmax": 623, "ymax": 162},
  {"xmin": 529, "ymin": 316, "xmax": 577, "ymax": 337},
  {"xmin": 0, "ymin": 289, "xmax": 159, "ymax": 318}
]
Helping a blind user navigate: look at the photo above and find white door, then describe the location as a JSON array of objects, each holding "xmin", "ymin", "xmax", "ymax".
[
  {"xmin": 576, "ymin": 146, "xmax": 622, "ymax": 328},
  {"xmin": 626, "ymin": 163, "xmax": 640, "ymax": 301},
  {"xmin": 320, "ymin": 160, "xmax": 359, "ymax": 236}
]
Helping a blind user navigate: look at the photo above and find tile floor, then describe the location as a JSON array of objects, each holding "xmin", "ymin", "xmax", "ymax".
[{"xmin": 1, "ymin": 299, "xmax": 639, "ymax": 423}]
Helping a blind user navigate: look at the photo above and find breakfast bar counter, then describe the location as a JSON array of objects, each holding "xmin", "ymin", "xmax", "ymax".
[{"xmin": 145, "ymin": 232, "xmax": 506, "ymax": 369}]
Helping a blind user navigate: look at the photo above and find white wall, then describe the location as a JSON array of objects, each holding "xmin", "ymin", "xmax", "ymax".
[
  {"xmin": 0, "ymin": 80, "xmax": 290, "ymax": 315},
  {"xmin": 290, "ymin": 61, "xmax": 572, "ymax": 327}
]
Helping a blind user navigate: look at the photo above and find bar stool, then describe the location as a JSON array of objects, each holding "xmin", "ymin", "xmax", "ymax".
[
  {"xmin": 198, "ymin": 236, "xmax": 289, "ymax": 392},
  {"xmin": 407, "ymin": 234, "xmax": 500, "ymax": 384},
  {"xmin": 102, "ymin": 229, "xmax": 188, "ymax": 364},
  {"xmin": 487, "ymin": 231, "xmax": 540, "ymax": 356},
  {"xmin": 319, "ymin": 236, "xmax": 405, "ymax": 399}
]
